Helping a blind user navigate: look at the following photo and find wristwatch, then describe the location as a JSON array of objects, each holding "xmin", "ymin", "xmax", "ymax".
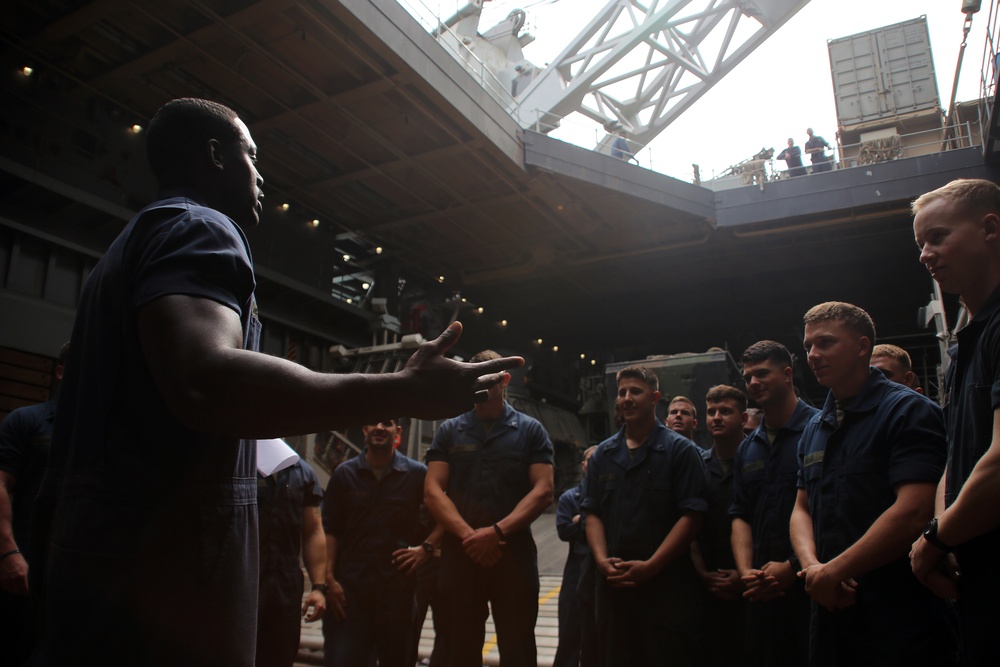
[
  {"xmin": 788, "ymin": 554, "xmax": 801, "ymax": 573},
  {"xmin": 311, "ymin": 583, "xmax": 330, "ymax": 595},
  {"xmin": 922, "ymin": 518, "xmax": 954, "ymax": 553},
  {"xmin": 421, "ymin": 541, "xmax": 435, "ymax": 554}
]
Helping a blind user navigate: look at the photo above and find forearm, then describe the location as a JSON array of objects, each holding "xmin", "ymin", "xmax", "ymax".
[
  {"xmin": 689, "ymin": 540, "xmax": 708, "ymax": 577},
  {"xmin": 555, "ymin": 515, "xmax": 582, "ymax": 542},
  {"xmin": 497, "ymin": 475, "xmax": 554, "ymax": 537},
  {"xmin": 731, "ymin": 517, "xmax": 755, "ymax": 575},
  {"xmin": 934, "ymin": 470, "xmax": 946, "ymax": 516},
  {"xmin": 585, "ymin": 513, "xmax": 610, "ymax": 563},
  {"xmin": 790, "ymin": 491, "xmax": 819, "ymax": 568},
  {"xmin": 645, "ymin": 512, "xmax": 702, "ymax": 575},
  {"xmin": 164, "ymin": 347, "xmax": 421, "ymax": 437},
  {"xmin": 555, "ymin": 497, "xmax": 582, "ymax": 542},
  {"xmin": 828, "ymin": 482, "xmax": 935, "ymax": 582},
  {"xmin": 302, "ymin": 525, "xmax": 327, "ymax": 586},
  {"xmin": 0, "ymin": 476, "xmax": 17, "ymax": 552},
  {"xmin": 939, "ymin": 414, "xmax": 1000, "ymax": 546},
  {"xmin": 424, "ymin": 523, "xmax": 446, "ymax": 548},
  {"xmin": 424, "ymin": 484, "xmax": 473, "ymax": 539},
  {"xmin": 140, "ymin": 300, "xmax": 517, "ymax": 438},
  {"xmin": 325, "ymin": 534, "xmax": 339, "ymax": 583}
]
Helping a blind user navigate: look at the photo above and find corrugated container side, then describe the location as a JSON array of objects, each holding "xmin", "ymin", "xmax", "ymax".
[{"xmin": 828, "ymin": 16, "xmax": 941, "ymax": 129}]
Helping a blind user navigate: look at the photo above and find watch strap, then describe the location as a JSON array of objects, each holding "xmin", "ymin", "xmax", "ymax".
[{"xmin": 922, "ymin": 518, "xmax": 953, "ymax": 552}]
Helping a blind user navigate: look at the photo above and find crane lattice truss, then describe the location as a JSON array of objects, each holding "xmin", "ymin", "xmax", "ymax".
[{"xmin": 515, "ymin": 0, "xmax": 809, "ymax": 148}]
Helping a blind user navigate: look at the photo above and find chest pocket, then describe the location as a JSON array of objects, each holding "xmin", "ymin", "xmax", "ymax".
[
  {"xmin": 801, "ymin": 450, "xmax": 824, "ymax": 485},
  {"xmin": 740, "ymin": 459, "xmax": 766, "ymax": 487},
  {"xmin": 837, "ymin": 454, "xmax": 888, "ymax": 507},
  {"xmin": 484, "ymin": 446, "xmax": 527, "ymax": 481},
  {"xmin": 346, "ymin": 488, "xmax": 375, "ymax": 510},
  {"xmin": 599, "ymin": 475, "xmax": 620, "ymax": 507}
]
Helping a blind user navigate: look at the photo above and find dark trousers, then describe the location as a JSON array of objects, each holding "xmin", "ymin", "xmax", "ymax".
[
  {"xmin": 437, "ymin": 537, "xmax": 539, "ymax": 667},
  {"xmin": 553, "ymin": 552, "xmax": 586, "ymax": 667},
  {"xmin": 0, "ymin": 589, "xmax": 37, "ymax": 667},
  {"xmin": 808, "ymin": 582, "xmax": 955, "ymax": 667},
  {"xmin": 595, "ymin": 570, "xmax": 703, "ymax": 667},
  {"xmin": 702, "ymin": 594, "xmax": 747, "ymax": 667},
  {"xmin": 42, "ymin": 496, "xmax": 259, "ymax": 667},
  {"xmin": 410, "ymin": 557, "xmax": 444, "ymax": 666},
  {"xmin": 324, "ymin": 575, "xmax": 416, "ymax": 667},
  {"xmin": 955, "ymin": 549, "xmax": 999, "ymax": 666},
  {"xmin": 744, "ymin": 582, "xmax": 809, "ymax": 667},
  {"xmin": 256, "ymin": 566, "xmax": 304, "ymax": 667}
]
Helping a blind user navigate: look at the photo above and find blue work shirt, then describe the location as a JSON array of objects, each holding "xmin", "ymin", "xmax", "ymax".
[
  {"xmin": 730, "ymin": 399, "xmax": 818, "ymax": 566},
  {"xmin": 699, "ymin": 447, "xmax": 737, "ymax": 570},
  {"xmin": 0, "ymin": 398, "xmax": 56, "ymax": 561},
  {"xmin": 582, "ymin": 422, "xmax": 707, "ymax": 563},
  {"xmin": 797, "ymin": 369, "xmax": 945, "ymax": 568},
  {"xmin": 944, "ymin": 285, "xmax": 1000, "ymax": 561},
  {"xmin": 41, "ymin": 193, "xmax": 262, "ymax": 666},
  {"xmin": 258, "ymin": 460, "xmax": 323, "ymax": 572},
  {"xmin": 426, "ymin": 402, "xmax": 553, "ymax": 533},
  {"xmin": 556, "ymin": 482, "xmax": 589, "ymax": 557},
  {"xmin": 322, "ymin": 450, "xmax": 427, "ymax": 584}
]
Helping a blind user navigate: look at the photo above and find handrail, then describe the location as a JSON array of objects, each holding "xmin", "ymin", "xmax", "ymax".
[
  {"xmin": 977, "ymin": 0, "xmax": 1000, "ymax": 154},
  {"xmin": 395, "ymin": 0, "xmax": 525, "ymax": 123}
]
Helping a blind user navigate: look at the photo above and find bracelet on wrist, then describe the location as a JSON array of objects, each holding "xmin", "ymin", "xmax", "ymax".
[
  {"xmin": 493, "ymin": 523, "xmax": 507, "ymax": 544},
  {"xmin": 0, "ymin": 548, "xmax": 21, "ymax": 561}
]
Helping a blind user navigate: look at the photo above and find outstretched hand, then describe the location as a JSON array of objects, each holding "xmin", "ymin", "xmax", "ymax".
[{"xmin": 401, "ymin": 322, "xmax": 523, "ymax": 419}]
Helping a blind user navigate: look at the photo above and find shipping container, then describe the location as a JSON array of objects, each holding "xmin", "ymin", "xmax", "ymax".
[{"xmin": 828, "ymin": 16, "xmax": 941, "ymax": 129}]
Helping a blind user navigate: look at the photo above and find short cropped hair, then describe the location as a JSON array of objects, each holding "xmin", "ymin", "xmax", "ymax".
[
  {"xmin": 871, "ymin": 344, "xmax": 912, "ymax": 372},
  {"xmin": 616, "ymin": 365, "xmax": 659, "ymax": 392},
  {"xmin": 668, "ymin": 395, "xmax": 697, "ymax": 418},
  {"xmin": 803, "ymin": 301, "xmax": 876, "ymax": 344},
  {"xmin": 742, "ymin": 340, "xmax": 792, "ymax": 367},
  {"xmin": 146, "ymin": 98, "xmax": 242, "ymax": 188},
  {"xmin": 705, "ymin": 385, "xmax": 747, "ymax": 412},
  {"xmin": 470, "ymin": 349, "xmax": 501, "ymax": 364},
  {"xmin": 912, "ymin": 178, "xmax": 1000, "ymax": 218}
]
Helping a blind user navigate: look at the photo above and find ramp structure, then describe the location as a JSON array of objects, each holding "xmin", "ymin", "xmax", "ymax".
[{"xmin": 438, "ymin": 0, "xmax": 812, "ymax": 151}]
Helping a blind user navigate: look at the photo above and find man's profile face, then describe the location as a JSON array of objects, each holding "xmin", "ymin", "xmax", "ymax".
[
  {"xmin": 617, "ymin": 377, "xmax": 659, "ymax": 427},
  {"xmin": 705, "ymin": 398, "xmax": 746, "ymax": 443},
  {"xmin": 913, "ymin": 197, "xmax": 993, "ymax": 298},
  {"xmin": 217, "ymin": 118, "xmax": 264, "ymax": 229},
  {"xmin": 742, "ymin": 359, "xmax": 789, "ymax": 408},
  {"xmin": 666, "ymin": 402, "xmax": 697, "ymax": 438},
  {"xmin": 803, "ymin": 319, "xmax": 869, "ymax": 391}
]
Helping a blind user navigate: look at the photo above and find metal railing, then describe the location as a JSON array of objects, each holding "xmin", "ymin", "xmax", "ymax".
[
  {"xmin": 699, "ymin": 122, "xmax": 978, "ymax": 191},
  {"xmin": 396, "ymin": 1, "xmax": 989, "ymax": 186},
  {"xmin": 395, "ymin": 0, "xmax": 524, "ymax": 120},
  {"xmin": 977, "ymin": 0, "xmax": 1000, "ymax": 155}
]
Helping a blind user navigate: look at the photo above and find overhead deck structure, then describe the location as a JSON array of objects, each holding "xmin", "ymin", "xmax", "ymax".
[{"xmin": 1, "ymin": 0, "xmax": 997, "ymax": 404}]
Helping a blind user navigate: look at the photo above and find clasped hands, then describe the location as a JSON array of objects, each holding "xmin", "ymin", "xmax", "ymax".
[
  {"xmin": 598, "ymin": 556, "xmax": 655, "ymax": 588},
  {"xmin": 798, "ymin": 562, "xmax": 857, "ymax": 611},
  {"xmin": 461, "ymin": 526, "xmax": 505, "ymax": 567},
  {"xmin": 909, "ymin": 535, "xmax": 961, "ymax": 601},
  {"xmin": 740, "ymin": 560, "xmax": 797, "ymax": 602}
]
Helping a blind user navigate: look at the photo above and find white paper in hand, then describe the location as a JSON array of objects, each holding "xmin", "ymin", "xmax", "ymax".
[{"xmin": 257, "ymin": 438, "xmax": 300, "ymax": 477}]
